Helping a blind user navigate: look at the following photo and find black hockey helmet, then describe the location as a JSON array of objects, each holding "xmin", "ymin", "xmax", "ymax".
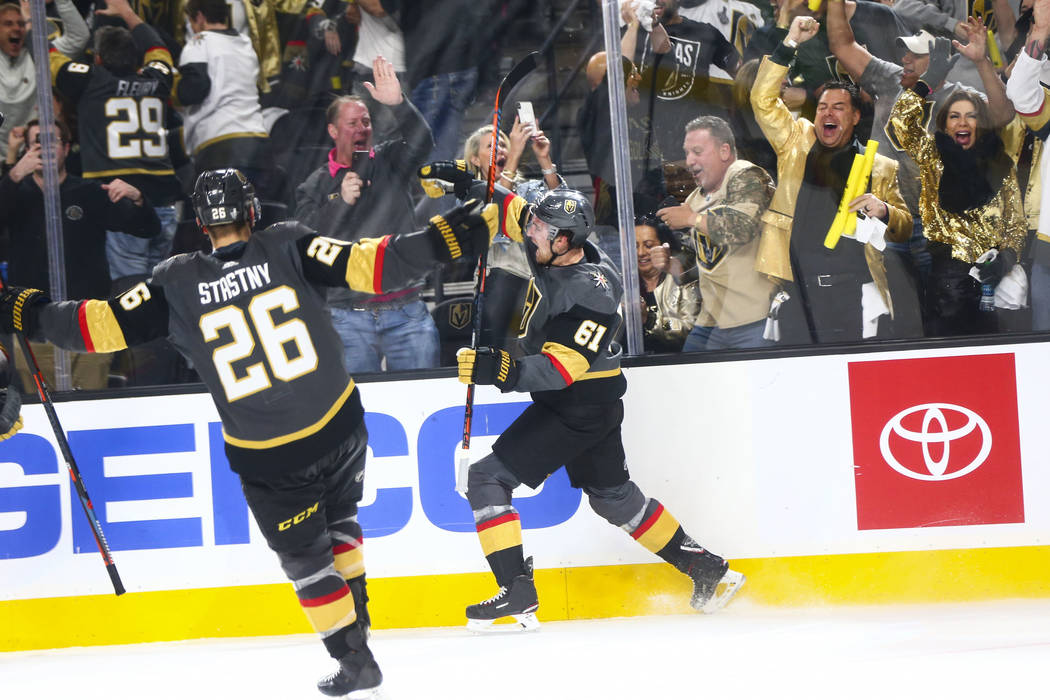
[
  {"xmin": 531, "ymin": 188, "xmax": 594, "ymax": 248},
  {"xmin": 192, "ymin": 168, "xmax": 259, "ymax": 228}
]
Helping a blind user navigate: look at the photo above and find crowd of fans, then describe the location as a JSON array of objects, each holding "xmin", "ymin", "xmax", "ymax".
[{"xmin": 1, "ymin": 0, "xmax": 1049, "ymax": 390}]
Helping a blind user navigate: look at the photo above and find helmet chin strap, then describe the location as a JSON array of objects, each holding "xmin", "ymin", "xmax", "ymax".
[{"xmin": 545, "ymin": 230, "xmax": 570, "ymax": 267}]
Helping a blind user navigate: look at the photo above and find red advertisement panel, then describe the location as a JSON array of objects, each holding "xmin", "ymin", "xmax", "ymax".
[{"xmin": 848, "ymin": 354, "xmax": 1024, "ymax": 530}]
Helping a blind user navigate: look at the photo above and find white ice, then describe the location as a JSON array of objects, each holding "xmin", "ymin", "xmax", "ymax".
[{"xmin": 2, "ymin": 599, "xmax": 1048, "ymax": 699}]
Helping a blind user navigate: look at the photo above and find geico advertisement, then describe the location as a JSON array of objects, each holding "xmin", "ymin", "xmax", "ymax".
[
  {"xmin": 0, "ymin": 379, "xmax": 672, "ymax": 601},
  {"xmin": 4, "ymin": 346, "xmax": 1050, "ymax": 601}
]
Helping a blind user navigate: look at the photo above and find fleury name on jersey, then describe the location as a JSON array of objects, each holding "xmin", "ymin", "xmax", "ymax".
[
  {"xmin": 114, "ymin": 77, "xmax": 162, "ymax": 97},
  {"xmin": 197, "ymin": 262, "xmax": 271, "ymax": 304}
]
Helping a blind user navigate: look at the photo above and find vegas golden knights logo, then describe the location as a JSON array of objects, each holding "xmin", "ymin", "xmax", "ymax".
[
  {"xmin": 695, "ymin": 230, "xmax": 727, "ymax": 271},
  {"xmin": 448, "ymin": 302, "xmax": 471, "ymax": 330},
  {"xmin": 564, "ymin": 199, "xmax": 577, "ymax": 214},
  {"xmin": 518, "ymin": 279, "xmax": 542, "ymax": 338}
]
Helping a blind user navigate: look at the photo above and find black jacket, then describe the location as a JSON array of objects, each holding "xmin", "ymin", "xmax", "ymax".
[{"xmin": 0, "ymin": 174, "xmax": 160, "ymax": 299}]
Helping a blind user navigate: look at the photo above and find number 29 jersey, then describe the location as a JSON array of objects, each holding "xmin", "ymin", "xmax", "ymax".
[{"xmin": 50, "ymin": 24, "xmax": 181, "ymax": 205}]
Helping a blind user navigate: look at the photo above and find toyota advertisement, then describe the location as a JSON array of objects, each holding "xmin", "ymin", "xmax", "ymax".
[{"xmin": 849, "ymin": 354, "xmax": 1025, "ymax": 530}]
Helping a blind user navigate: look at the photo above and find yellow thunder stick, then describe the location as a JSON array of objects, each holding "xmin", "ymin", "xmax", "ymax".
[
  {"xmin": 807, "ymin": 0, "xmax": 822, "ymax": 10},
  {"xmin": 824, "ymin": 153, "xmax": 865, "ymax": 249},
  {"xmin": 987, "ymin": 28, "xmax": 1003, "ymax": 68},
  {"xmin": 842, "ymin": 139, "xmax": 880, "ymax": 237}
]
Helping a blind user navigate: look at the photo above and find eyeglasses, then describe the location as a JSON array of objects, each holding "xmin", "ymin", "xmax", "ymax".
[{"xmin": 30, "ymin": 134, "xmax": 67, "ymax": 145}]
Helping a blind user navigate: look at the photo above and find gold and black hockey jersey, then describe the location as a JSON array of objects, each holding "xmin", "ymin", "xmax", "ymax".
[
  {"xmin": 50, "ymin": 23, "xmax": 181, "ymax": 205},
  {"xmin": 33, "ymin": 221, "xmax": 441, "ymax": 476},
  {"xmin": 485, "ymin": 186, "xmax": 627, "ymax": 405}
]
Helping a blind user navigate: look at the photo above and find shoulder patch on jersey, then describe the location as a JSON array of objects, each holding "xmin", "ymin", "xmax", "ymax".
[{"xmin": 590, "ymin": 270, "xmax": 610, "ymax": 290}]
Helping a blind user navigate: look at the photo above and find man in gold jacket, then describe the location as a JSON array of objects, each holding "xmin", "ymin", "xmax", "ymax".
[{"xmin": 750, "ymin": 15, "xmax": 913, "ymax": 344}]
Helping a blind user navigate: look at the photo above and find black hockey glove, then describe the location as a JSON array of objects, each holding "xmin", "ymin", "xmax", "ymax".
[
  {"xmin": 0, "ymin": 344, "xmax": 23, "ymax": 441},
  {"xmin": 419, "ymin": 160, "xmax": 477, "ymax": 200},
  {"xmin": 0, "ymin": 286, "xmax": 49, "ymax": 336},
  {"xmin": 917, "ymin": 38, "xmax": 960, "ymax": 94},
  {"xmin": 457, "ymin": 346, "xmax": 520, "ymax": 392},
  {"xmin": 426, "ymin": 199, "xmax": 494, "ymax": 264},
  {"xmin": 976, "ymin": 248, "xmax": 1017, "ymax": 287}
]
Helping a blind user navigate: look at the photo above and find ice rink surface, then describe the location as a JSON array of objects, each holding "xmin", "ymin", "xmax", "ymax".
[{"xmin": 3, "ymin": 598, "xmax": 1049, "ymax": 699}]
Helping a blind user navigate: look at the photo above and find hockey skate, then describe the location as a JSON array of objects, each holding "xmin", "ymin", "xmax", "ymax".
[
  {"xmin": 694, "ymin": 567, "xmax": 745, "ymax": 614},
  {"xmin": 466, "ymin": 557, "xmax": 539, "ymax": 632},
  {"xmin": 678, "ymin": 541, "xmax": 746, "ymax": 613},
  {"xmin": 317, "ymin": 623, "xmax": 382, "ymax": 699}
]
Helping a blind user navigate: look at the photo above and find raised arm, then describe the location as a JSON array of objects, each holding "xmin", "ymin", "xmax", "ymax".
[
  {"xmin": 825, "ymin": 0, "xmax": 873, "ymax": 81},
  {"xmin": 1006, "ymin": 9, "xmax": 1050, "ymax": 134},
  {"xmin": 751, "ymin": 16, "xmax": 819, "ymax": 154},
  {"xmin": 893, "ymin": 0, "xmax": 966, "ymax": 38},
  {"xmin": 992, "ymin": 0, "xmax": 1020, "ymax": 49},
  {"xmin": 953, "ymin": 16, "xmax": 1016, "ymax": 127},
  {"xmin": 51, "ymin": 0, "xmax": 89, "ymax": 57},
  {"xmin": 0, "ymin": 281, "xmax": 170, "ymax": 354},
  {"xmin": 621, "ymin": 0, "xmax": 653, "ymax": 62},
  {"xmin": 296, "ymin": 200, "xmax": 496, "ymax": 293}
]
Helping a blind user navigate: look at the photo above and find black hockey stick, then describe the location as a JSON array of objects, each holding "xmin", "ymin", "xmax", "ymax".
[
  {"xmin": 2, "ymin": 285, "xmax": 125, "ymax": 595},
  {"xmin": 458, "ymin": 52, "xmax": 540, "ymax": 488}
]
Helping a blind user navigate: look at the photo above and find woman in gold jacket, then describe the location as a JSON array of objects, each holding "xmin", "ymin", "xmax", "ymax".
[{"xmin": 889, "ymin": 38, "xmax": 1026, "ymax": 337}]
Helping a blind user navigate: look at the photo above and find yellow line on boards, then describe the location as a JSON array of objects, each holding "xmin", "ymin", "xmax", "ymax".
[{"xmin": 4, "ymin": 546, "xmax": 1050, "ymax": 652}]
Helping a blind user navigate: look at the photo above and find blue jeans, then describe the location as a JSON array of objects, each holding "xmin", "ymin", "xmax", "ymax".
[
  {"xmin": 411, "ymin": 67, "xmax": 479, "ymax": 162},
  {"xmin": 329, "ymin": 300, "xmax": 440, "ymax": 374},
  {"xmin": 682, "ymin": 320, "xmax": 771, "ymax": 352},
  {"xmin": 107, "ymin": 204, "xmax": 177, "ymax": 279},
  {"xmin": 1031, "ymin": 261, "xmax": 1050, "ymax": 331}
]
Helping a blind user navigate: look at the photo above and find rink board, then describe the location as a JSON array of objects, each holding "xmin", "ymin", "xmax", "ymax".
[{"xmin": 3, "ymin": 341, "xmax": 1050, "ymax": 650}]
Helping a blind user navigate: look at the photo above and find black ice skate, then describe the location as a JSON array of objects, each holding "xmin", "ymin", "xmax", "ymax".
[
  {"xmin": 317, "ymin": 623, "xmax": 382, "ymax": 699},
  {"xmin": 466, "ymin": 557, "xmax": 539, "ymax": 632},
  {"xmin": 678, "ymin": 540, "xmax": 745, "ymax": 613}
]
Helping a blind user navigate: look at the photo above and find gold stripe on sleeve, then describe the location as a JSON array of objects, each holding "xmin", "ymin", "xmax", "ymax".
[
  {"xmin": 540, "ymin": 341, "xmax": 590, "ymax": 381},
  {"xmin": 343, "ymin": 237, "xmax": 384, "ymax": 293},
  {"xmin": 83, "ymin": 300, "xmax": 129, "ymax": 352}
]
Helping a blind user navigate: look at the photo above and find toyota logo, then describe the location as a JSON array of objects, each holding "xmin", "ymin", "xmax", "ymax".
[{"xmin": 878, "ymin": 403, "xmax": 992, "ymax": 481}]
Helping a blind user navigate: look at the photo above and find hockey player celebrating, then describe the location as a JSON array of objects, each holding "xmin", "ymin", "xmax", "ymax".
[
  {"xmin": 421, "ymin": 163, "xmax": 744, "ymax": 630},
  {"xmin": 0, "ymin": 169, "xmax": 493, "ymax": 698}
]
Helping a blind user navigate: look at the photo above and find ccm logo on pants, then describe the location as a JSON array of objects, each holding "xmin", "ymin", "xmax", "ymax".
[{"xmin": 279, "ymin": 502, "xmax": 320, "ymax": 531}]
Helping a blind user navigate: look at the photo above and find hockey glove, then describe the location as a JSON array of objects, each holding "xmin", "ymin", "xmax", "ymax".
[
  {"xmin": 426, "ymin": 199, "xmax": 495, "ymax": 264},
  {"xmin": 0, "ymin": 286, "xmax": 49, "ymax": 336},
  {"xmin": 0, "ymin": 388, "xmax": 23, "ymax": 442},
  {"xmin": 457, "ymin": 346, "xmax": 520, "ymax": 392},
  {"xmin": 419, "ymin": 160, "xmax": 476, "ymax": 200},
  {"xmin": 976, "ymin": 247, "xmax": 1017, "ymax": 287},
  {"xmin": 917, "ymin": 38, "xmax": 960, "ymax": 93},
  {"xmin": 0, "ymin": 344, "xmax": 22, "ymax": 441}
]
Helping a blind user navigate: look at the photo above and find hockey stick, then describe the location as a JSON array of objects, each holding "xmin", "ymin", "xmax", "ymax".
[
  {"xmin": 457, "ymin": 52, "xmax": 540, "ymax": 491},
  {"xmin": 2, "ymin": 284, "xmax": 125, "ymax": 595}
]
